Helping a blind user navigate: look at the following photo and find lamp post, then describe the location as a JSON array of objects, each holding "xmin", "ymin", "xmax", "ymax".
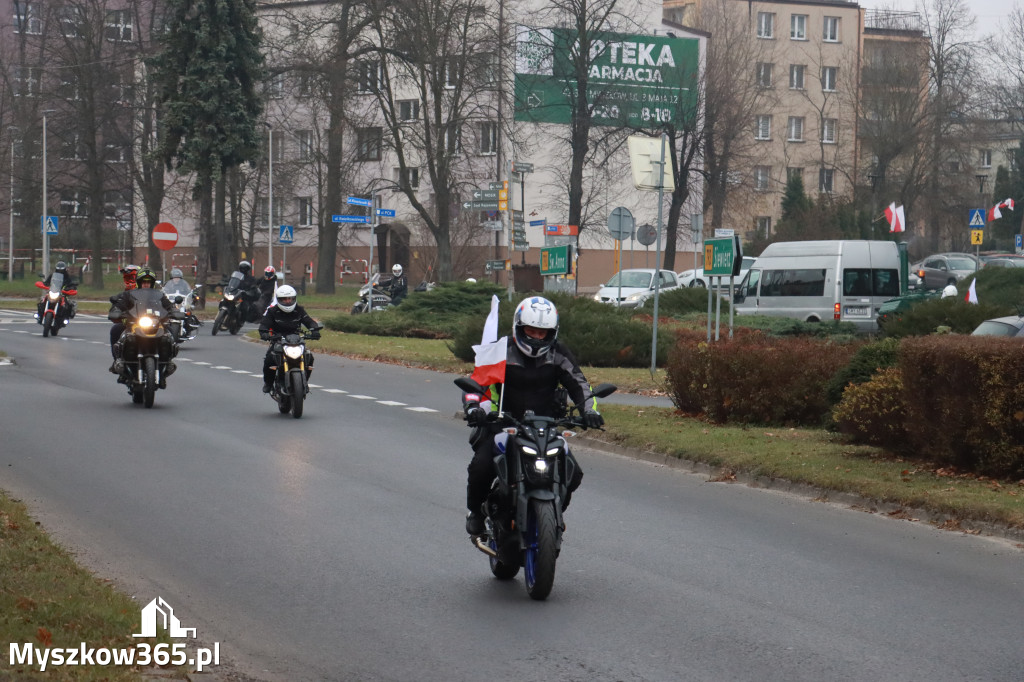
[
  {"xmin": 8, "ymin": 127, "xmax": 15, "ymax": 282},
  {"xmin": 42, "ymin": 110, "xmax": 54, "ymax": 275},
  {"xmin": 266, "ymin": 123, "xmax": 273, "ymax": 270}
]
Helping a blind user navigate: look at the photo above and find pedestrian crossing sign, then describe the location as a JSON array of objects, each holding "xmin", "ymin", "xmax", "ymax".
[
  {"xmin": 41, "ymin": 216, "xmax": 58, "ymax": 235},
  {"xmin": 968, "ymin": 209, "xmax": 985, "ymax": 227},
  {"xmin": 278, "ymin": 225, "xmax": 294, "ymax": 244}
]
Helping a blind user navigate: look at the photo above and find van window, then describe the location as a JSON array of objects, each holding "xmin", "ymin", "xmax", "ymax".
[
  {"xmin": 744, "ymin": 270, "xmax": 760, "ymax": 297},
  {"xmin": 761, "ymin": 269, "xmax": 826, "ymax": 296},
  {"xmin": 843, "ymin": 268, "xmax": 899, "ymax": 297}
]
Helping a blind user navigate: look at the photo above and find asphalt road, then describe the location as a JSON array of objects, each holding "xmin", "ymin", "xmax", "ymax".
[{"xmin": 1, "ymin": 310, "xmax": 1022, "ymax": 682}]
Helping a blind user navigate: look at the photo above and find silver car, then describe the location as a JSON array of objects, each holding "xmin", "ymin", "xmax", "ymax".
[
  {"xmin": 910, "ymin": 254, "xmax": 978, "ymax": 290},
  {"xmin": 593, "ymin": 269, "xmax": 680, "ymax": 308}
]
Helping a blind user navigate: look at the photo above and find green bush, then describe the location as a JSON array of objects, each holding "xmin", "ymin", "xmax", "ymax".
[
  {"xmin": 831, "ymin": 367, "xmax": 908, "ymax": 447},
  {"xmin": 960, "ymin": 266, "xmax": 1024, "ymax": 311},
  {"xmin": 638, "ymin": 286, "xmax": 732, "ymax": 317},
  {"xmin": 731, "ymin": 314, "xmax": 860, "ymax": 339},
  {"xmin": 825, "ymin": 337, "xmax": 901, "ymax": 406},
  {"xmin": 880, "ymin": 297, "xmax": 1005, "ymax": 338}
]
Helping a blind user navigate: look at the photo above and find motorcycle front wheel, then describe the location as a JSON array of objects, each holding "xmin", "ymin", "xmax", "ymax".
[
  {"xmin": 42, "ymin": 311, "xmax": 53, "ymax": 337},
  {"xmin": 212, "ymin": 309, "xmax": 226, "ymax": 336},
  {"xmin": 228, "ymin": 313, "xmax": 241, "ymax": 335},
  {"xmin": 290, "ymin": 370, "xmax": 304, "ymax": 418},
  {"xmin": 143, "ymin": 356, "xmax": 157, "ymax": 408},
  {"xmin": 524, "ymin": 499, "xmax": 558, "ymax": 601}
]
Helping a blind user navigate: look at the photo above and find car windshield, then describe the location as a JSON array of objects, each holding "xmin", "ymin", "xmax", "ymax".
[
  {"xmin": 972, "ymin": 320, "xmax": 1023, "ymax": 337},
  {"xmin": 606, "ymin": 271, "xmax": 653, "ymax": 288},
  {"xmin": 947, "ymin": 258, "xmax": 976, "ymax": 270}
]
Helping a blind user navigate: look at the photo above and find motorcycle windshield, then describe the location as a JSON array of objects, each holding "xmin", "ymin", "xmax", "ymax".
[
  {"xmin": 163, "ymin": 280, "xmax": 191, "ymax": 297},
  {"xmin": 224, "ymin": 271, "xmax": 244, "ymax": 295},
  {"xmin": 49, "ymin": 272, "xmax": 65, "ymax": 293},
  {"xmin": 127, "ymin": 289, "xmax": 168, "ymax": 321}
]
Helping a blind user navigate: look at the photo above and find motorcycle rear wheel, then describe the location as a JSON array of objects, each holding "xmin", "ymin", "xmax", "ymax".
[
  {"xmin": 212, "ymin": 310, "xmax": 226, "ymax": 336},
  {"xmin": 42, "ymin": 311, "xmax": 53, "ymax": 337},
  {"xmin": 143, "ymin": 356, "xmax": 157, "ymax": 408},
  {"xmin": 290, "ymin": 371, "xmax": 304, "ymax": 418},
  {"xmin": 524, "ymin": 499, "xmax": 558, "ymax": 601}
]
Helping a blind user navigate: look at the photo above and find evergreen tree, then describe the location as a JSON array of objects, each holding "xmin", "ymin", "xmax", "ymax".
[
  {"xmin": 990, "ymin": 153, "xmax": 1022, "ymax": 251},
  {"xmin": 149, "ymin": 0, "xmax": 265, "ymax": 287}
]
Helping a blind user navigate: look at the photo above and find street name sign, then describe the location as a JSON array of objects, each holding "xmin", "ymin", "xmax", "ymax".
[
  {"xmin": 376, "ymin": 208, "xmax": 396, "ymax": 217},
  {"xmin": 333, "ymin": 215, "xmax": 369, "ymax": 224},
  {"xmin": 346, "ymin": 196, "xmax": 372, "ymax": 207},
  {"xmin": 540, "ymin": 245, "xmax": 571, "ymax": 275}
]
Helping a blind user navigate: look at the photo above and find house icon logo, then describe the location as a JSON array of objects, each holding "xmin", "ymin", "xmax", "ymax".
[{"xmin": 132, "ymin": 597, "xmax": 197, "ymax": 638}]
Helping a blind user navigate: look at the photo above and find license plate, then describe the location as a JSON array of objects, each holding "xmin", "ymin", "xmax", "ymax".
[{"xmin": 844, "ymin": 306, "xmax": 868, "ymax": 316}]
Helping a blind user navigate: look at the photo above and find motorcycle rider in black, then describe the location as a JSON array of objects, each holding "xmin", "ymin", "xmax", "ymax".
[
  {"xmin": 108, "ymin": 268, "xmax": 176, "ymax": 383},
  {"xmin": 37, "ymin": 261, "xmax": 77, "ymax": 321},
  {"xmin": 387, "ymin": 264, "xmax": 408, "ymax": 306},
  {"xmin": 256, "ymin": 266, "xmax": 278, "ymax": 314},
  {"xmin": 257, "ymin": 285, "xmax": 321, "ymax": 393},
  {"xmin": 107, "ymin": 265, "xmax": 139, "ymax": 370},
  {"xmin": 461, "ymin": 296, "xmax": 604, "ymax": 536}
]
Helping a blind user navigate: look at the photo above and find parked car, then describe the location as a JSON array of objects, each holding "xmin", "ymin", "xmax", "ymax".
[
  {"xmin": 982, "ymin": 257, "xmax": 1024, "ymax": 269},
  {"xmin": 593, "ymin": 268, "xmax": 681, "ymax": 308},
  {"xmin": 910, "ymin": 254, "xmax": 979, "ymax": 290},
  {"xmin": 971, "ymin": 316, "xmax": 1024, "ymax": 338},
  {"xmin": 678, "ymin": 256, "xmax": 757, "ymax": 288},
  {"xmin": 877, "ymin": 290, "xmax": 939, "ymax": 329}
]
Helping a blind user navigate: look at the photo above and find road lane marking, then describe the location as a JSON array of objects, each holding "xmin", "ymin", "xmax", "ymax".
[
  {"xmin": 349, "ymin": 394, "xmax": 376, "ymax": 400},
  {"xmin": 406, "ymin": 407, "xmax": 438, "ymax": 413},
  {"xmin": 321, "ymin": 388, "xmax": 347, "ymax": 394},
  {"xmin": 377, "ymin": 400, "xmax": 406, "ymax": 406}
]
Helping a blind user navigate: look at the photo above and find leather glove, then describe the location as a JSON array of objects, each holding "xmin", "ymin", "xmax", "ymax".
[
  {"xmin": 466, "ymin": 407, "xmax": 487, "ymax": 426},
  {"xmin": 583, "ymin": 411, "xmax": 604, "ymax": 429},
  {"xmin": 309, "ymin": 330, "xmax": 321, "ymax": 340}
]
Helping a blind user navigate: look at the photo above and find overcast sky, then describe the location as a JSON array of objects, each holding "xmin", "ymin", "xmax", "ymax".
[{"xmin": 858, "ymin": 0, "xmax": 1018, "ymax": 27}]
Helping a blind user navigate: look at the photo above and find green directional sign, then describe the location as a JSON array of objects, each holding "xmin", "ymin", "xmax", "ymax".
[
  {"xmin": 540, "ymin": 245, "xmax": 572, "ymax": 275},
  {"xmin": 463, "ymin": 200, "xmax": 500, "ymax": 210},
  {"xmin": 703, "ymin": 237, "xmax": 741, "ymax": 276},
  {"xmin": 514, "ymin": 27, "xmax": 699, "ymax": 129}
]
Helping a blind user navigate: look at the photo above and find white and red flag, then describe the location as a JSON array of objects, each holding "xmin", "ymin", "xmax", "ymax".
[
  {"xmin": 965, "ymin": 279, "xmax": 978, "ymax": 304},
  {"xmin": 988, "ymin": 198, "xmax": 1015, "ymax": 222},
  {"xmin": 470, "ymin": 295, "xmax": 507, "ymax": 387},
  {"xmin": 884, "ymin": 202, "xmax": 906, "ymax": 233}
]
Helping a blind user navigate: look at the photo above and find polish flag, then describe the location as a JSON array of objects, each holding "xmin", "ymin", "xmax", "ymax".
[
  {"xmin": 965, "ymin": 279, "xmax": 978, "ymax": 304},
  {"xmin": 988, "ymin": 198, "xmax": 1015, "ymax": 222},
  {"xmin": 470, "ymin": 295, "xmax": 507, "ymax": 387},
  {"xmin": 884, "ymin": 202, "xmax": 905, "ymax": 233}
]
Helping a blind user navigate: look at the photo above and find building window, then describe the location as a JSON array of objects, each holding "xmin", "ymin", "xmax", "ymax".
[
  {"xmin": 14, "ymin": 2, "xmax": 41, "ymax": 34},
  {"xmin": 259, "ymin": 198, "xmax": 285, "ymax": 225},
  {"xmin": 787, "ymin": 116, "xmax": 804, "ymax": 142},
  {"xmin": 13, "ymin": 66, "xmax": 40, "ymax": 98},
  {"xmin": 60, "ymin": 189, "xmax": 89, "ymax": 218},
  {"xmin": 398, "ymin": 99, "xmax": 420, "ymax": 122},
  {"xmin": 790, "ymin": 64, "xmax": 805, "ymax": 90},
  {"xmin": 823, "ymin": 16, "xmax": 840, "ymax": 42},
  {"xmin": 756, "ymin": 216, "xmax": 772, "ymax": 236},
  {"xmin": 757, "ymin": 12, "xmax": 774, "ymax": 39},
  {"xmin": 296, "ymin": 74, "xmax": 314, "ymax": 98},
  {"xmin": 822, "ymin": 117, "xmax": 837, "ymax": 144},
  {"xmin": 60, "ymin": 6, "xmax": 83, "ymax": 38},
  {"xmin": 59, "ymin": 75, "xmax": 81, "ymax": 101},
  {"xmin": 357, "ymin": 60, "xmax": 382, "ymax": 93},
  {"xmin": 819, "ymin": 167, "xmax": 834, "ymax": 193},
  {"xmin": 822, "ymin": 66, "xmax": 838, "ymax": 92},
  {"xmin": 297, "ymin": 196, "xmax": 314, "ymax": 226},
  {"xmin": 787, "ymin": 167, "xmax": 803, "ymax": 182},
  {"xmin": 103, "ymin": 191, "xmax": 130, "ymax": 221},
  {"xmin": 296, "ymin": 130, "xmax": 313, "ymax": 161},
  {"xmin": 393, "ymin": 166, "xmax": 420, "ymax": 191},
  {"xmin": 111, "ymin": 74, "xmax": 133, "ymax": 105},
  {"xmin": 755, "ymin": 115, "xmax": 772, "ymax": 140},
  {"xmin": 105, "ymin": 10, "xmax": 132, "ymax": 41},
  {"xmin": 445, "ymin": 125, "xmax": 461, "ymax": 153},
  {"xmin": 268, "ymin": 73, "xmax": 285, "ymax": 99},
  {"xmin": 443, "ymin": 57, "xmax": 459, "ymax": 88},
  {"xmin": 756, "ymin": 62, "xmax": 773, "ymax": 88},
  {"xmin": 980, "ymin": 149, "xmax": 992, "ymax": 168},
  {"xmin": 356, "ymin": 127, "xmax": 382, "ymax": 161},
  {"xmin": 268, "ymin": 133, "xmax": 284, "ymax": 163},
  {"xmin": 61, "ymin": 133, "xmax": 85, "ymax": 161},
  {"xmin": 481, "ymin": 52, "xmax": 499, "ymax": 84},
  {"xmin": 791, "ymin": 14, "xmax": 807, "ymax": 40},
  {"xmin": 104, "ymin": 128, "xmax": 127, "ymax": 163},
  {"xmin": 754, "ymin": 166, "xmax": 771, "ymax": 191},
  {"xmin": 479, "ymin": 121, "xmax": 497, "ymax": 155}
]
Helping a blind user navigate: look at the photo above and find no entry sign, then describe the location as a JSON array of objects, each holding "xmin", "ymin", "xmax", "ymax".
[{"xmin": 152, "ymin": 223, "xmax": 178, "ymax": 251}]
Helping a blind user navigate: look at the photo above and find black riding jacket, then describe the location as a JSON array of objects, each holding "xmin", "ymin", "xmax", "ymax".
[{"xmin": 258, "ymin": 304, "xmax": 318, "ymax": 338}]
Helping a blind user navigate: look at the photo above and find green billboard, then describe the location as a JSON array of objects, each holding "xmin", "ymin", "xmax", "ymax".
[
  {"xmin": 513, "ymin": 26, "xmax": 699, "ymax": 128},
  {"xmin": 540, "ymin": 245, "xmax": 572, "ymax": 276}
]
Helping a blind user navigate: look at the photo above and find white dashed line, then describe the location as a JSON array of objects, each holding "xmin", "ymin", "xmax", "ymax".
[
  {"xmin": 321, "ymin": 388, "xmax": 347, "ymax": 394},
  {"xmin": 231, "ymin": 369, "xmax": 250, "ymax": 374},
  {"xmin": 377, "ymin": 400, "xmax": 406, "ymax": 407},
  {"xmin": 193, "ymin": 361, "xmax": 211, "ymax": 366},
  {"xmin": 308, "ymin": 383, "xmax": 323, "ymax": 388},
  {"xmin": 349, "ymin": 394, "xmax": 376, "ymax": 400},
  {"xmin": 212, "ymin": 365, "xmax": 232, "ymax": 370},
  {"xmin": 405, "ymin": 406, "xmax": 438, "ymax": 413}
]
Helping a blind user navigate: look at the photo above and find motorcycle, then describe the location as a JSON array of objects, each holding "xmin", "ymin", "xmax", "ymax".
[
  {"xmin": 34, "ymin": 275, "xmax": 77, "ymax": 337},
  {"xmin": 163, "ymin": 280, "xmax": 202, "ymax": 343},
  {"xmin": 212, "ymin": 270, "xmax": 259, "ymax": 335},
  {"xmin": 265, "ymin": 330, "xmax": 318, "ymax": 418},
  {"xmin": 111, "ymin": 288, "xmax": 182, "ymax": 408},
  {"xmin": 350, "ymin": 274, "xmax": 393, "ymax": 314},
  {"xmin": 454, "ymin": 376, "xmax": 617, "ymax": 600}
]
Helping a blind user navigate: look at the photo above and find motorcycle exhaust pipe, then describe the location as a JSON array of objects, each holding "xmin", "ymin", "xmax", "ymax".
[{"xmin": 471, "ymin": 536, "xmax": 497, "ymax": 558}]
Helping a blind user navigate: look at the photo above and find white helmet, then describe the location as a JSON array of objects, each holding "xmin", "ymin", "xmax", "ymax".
[
  {"xmin": 513, "ymin": 296, "xmax": 558, "ymax": 358},
  {"xmin": 941, "ymin": 284, "xmax": 958, "ymax": 299},
  {"xmin": 276, "ymin": 284, "xmax": 298, "ymax": 313},
  {"xmin": 392, "ymin": 264, "xmax": 403, "ymax": 277},
  {"xmin": 170, "ymin": 268, "xmax": 183, "ymax": 279}
]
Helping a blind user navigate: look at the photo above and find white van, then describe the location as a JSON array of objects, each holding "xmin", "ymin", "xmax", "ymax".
[{"xmin": 733, "ymin": 240, "xmax": 901, "ymax": 332}]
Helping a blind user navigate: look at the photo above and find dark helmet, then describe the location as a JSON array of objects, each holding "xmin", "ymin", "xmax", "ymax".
[
  {"xmin": 55, "ymin": 261, "xmax": 68, "ymax": 271},
  {"xmin": 238, "ymin": 260, "xmax": 252, "ymax": 275},
  {"xmin": 136, "ymin": 268, "xmax": 158, "ymax": 287}
]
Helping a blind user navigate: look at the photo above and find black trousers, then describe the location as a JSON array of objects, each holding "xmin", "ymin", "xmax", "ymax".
[
  {"xmin": 467, "ymin": 428, "xmax": 583, "ymax": 513},
  {"xmin": 110, "ymin": 323, "xmax": 125, "ymax": 359}
]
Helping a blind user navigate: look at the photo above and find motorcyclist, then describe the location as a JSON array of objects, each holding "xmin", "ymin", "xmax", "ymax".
[
  {"xmin": 37, "ymin": 260, "xmax": 77, "ymax": 321},
  {"xmin": 237, "ymin": 260, "xmax": 256, "ymax": 289},
  {"xmin": 107, "ymin": 265, "xmax": 139, "ymax": 371},
  {"xmin": 235, "ymin": 260, "xmax": 261, "ymax": 321},
  {"xmin": 257, "ymin": 285, "xmax": 321, "ymax": 393},
  {"xmin": 386, "ymin": 264, "xmax": 408, "ymax": 306},
  {"xmin": 257, "ymin": 266, "xmax": 279, "ymax": 313},
  {"xmin": 461, "ymin": 296, "xmax": 604, "ymax": 536},
  {"xmin": 164, "ymin": 267, "xmax": 199, "ymax": 335},
  {"xmin": 108, "ymin": 268, "xmax": 177, "ymax": 383}
]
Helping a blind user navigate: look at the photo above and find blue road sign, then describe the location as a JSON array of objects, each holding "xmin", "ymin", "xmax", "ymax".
[
  {"xmin": 529, "ymin": 219, "xmax": 547, "ymax": 227},
  {"xmin": 1016, "ymin": 234, "xmax": 1022, "ymax": 250},
  {"xmin": 279, "ymin": 225, "xmax": 294, "ymax": 244},
  {"xmin": 332, "ymin": 215, "xmax": 369, "ymax": 224},
  {"xmin": 969, "ymin": 209, "xmax": 986, "ymax": 227},
  {"xmin": 41, "ymin": 216, "xmax": 58, "ymax": 235},
  {"xmin": 345, "ymin": 196, "xmax": 373, "ymax": 207},
  {"xmin": 376, "ymin": 208, "xmax": 396, "ymax": 217}
]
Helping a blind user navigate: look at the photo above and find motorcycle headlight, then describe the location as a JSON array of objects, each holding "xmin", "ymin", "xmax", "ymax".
[
  {"xmin": 546, "ymin": 446, "xmax": 561, "ymax": 456},
  {"xmin": 283, "ymin": 345, "xmax": 304, "ymax": 359},
  {"xmin": 138, "ymin": 316, "xmax": 156, "ymax": 330},
  {"xmin": 224, "ymin": 293, "xmax": 236, "ymax": 301},
  {"xmin": 533, "ymin": 459, "xmax": 549, "ymax": 473},
  {"xmin": 48, "ymin": 291, "xmax": 59, "ymax": 300}
]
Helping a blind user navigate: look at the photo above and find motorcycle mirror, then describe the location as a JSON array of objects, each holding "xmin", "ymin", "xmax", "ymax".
[
  {"xmin": 592, "ymin": 383, "xmax": 617, "ymax": 399},
  {"xmin": 454, "ymin": 377, "xmax": 486, "ymax": 395}
]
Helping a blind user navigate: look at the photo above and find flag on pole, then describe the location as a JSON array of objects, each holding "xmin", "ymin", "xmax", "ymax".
[
  {"xmin": 988, "ymin": 198, "xmax": 1015, "ymax": 222},
  {"xmin": 470, "ymin": 295, "xmax": 507, "ymax": 386},
  {"xmin": 965, "ymin": 279, "xmax": 978, "ymax": 304},
  {"xmin": 884, "ymin": 202, "xmax": 906, "ymax": 233}
]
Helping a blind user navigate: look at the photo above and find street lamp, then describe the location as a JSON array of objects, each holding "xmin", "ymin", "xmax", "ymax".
[
  {"xmin": 8, "ymin": 126, "xmax": 16, "ymax": 282},
  {"xmin": 41, "ymin": 110, "xmax": 55, "ymax": 275},
  {"xmin": 265, "ymin": 122, "xmax": 273, "ymax": 270}
]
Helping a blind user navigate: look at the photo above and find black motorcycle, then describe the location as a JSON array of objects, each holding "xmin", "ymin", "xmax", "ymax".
[
  {"xmin": 454, "ymin": 376, "xmax": 617, "ymax": 600},
  {"xmin": 112, "ymin": 289, "xmax": 183, "ymax": 408},
  {"xmin": 266, "ymin": 330, "xmax": 318, "ymax": 418},
  {"xmin": 212, "ymin": 271, "xmax": 259, "ymax": 335},
  {"xmin": 34, "ymin": 274, "xmax": 77, "ymax": 337},
  {"xmin": 350, "ymin": 274, "xmax": 393, "ymax": 314}
]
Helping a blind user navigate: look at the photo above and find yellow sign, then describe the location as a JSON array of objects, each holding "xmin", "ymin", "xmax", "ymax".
[
  {"xmin": 499, "ymin": 189, "xmax": 508, "ymax": 200},
  {"xmin": 971, "ymin": 229, "xmax": 984, "ymax": 245},
  {"xmin": 499, "ymin": 200, "xmax": 508, "ymax": 211}
]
